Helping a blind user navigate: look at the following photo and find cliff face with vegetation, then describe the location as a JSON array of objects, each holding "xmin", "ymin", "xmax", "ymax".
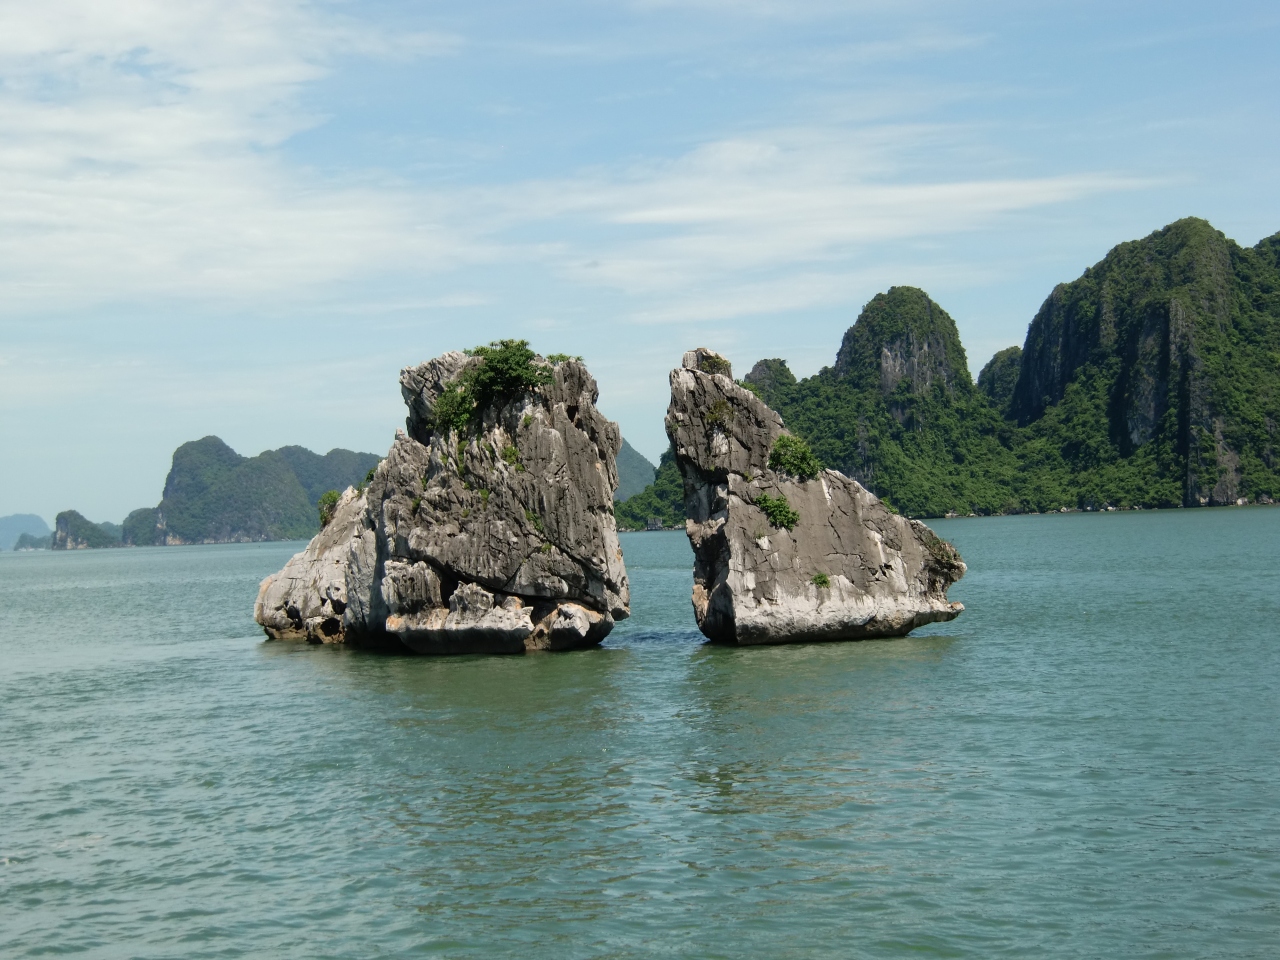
[
  {"xmin": 1009, "ymin": 218, "xmax": 1280, "ymax": 507},
  {"xmin": 666, "ymin": 347, "xmax": 964, "ymax": 644},
  {"xmin": 615, "ymin": 218, "xmax": 1280, "ymax": 519}
]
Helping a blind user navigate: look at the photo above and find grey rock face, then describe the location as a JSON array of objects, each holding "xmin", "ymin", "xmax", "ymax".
[
  {"xmin": 255, "ymin": 353, "xmax": 629, "ymax": 654},
  {"xmin": 255, "ymin": 486, "xmax": 379, "ymax": 643},
  {"xmin": 667, "ymin": 348, "xmax": 965, "ymax": 645}
]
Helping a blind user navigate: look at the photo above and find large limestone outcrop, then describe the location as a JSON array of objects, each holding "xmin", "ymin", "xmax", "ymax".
[
  {"xmin": 667, "ymin": 348, "xmax": 964, "ymax": 645},
  {"xmin": 255, "ymin": 348, "xmax": 630, "ymax": 654}
]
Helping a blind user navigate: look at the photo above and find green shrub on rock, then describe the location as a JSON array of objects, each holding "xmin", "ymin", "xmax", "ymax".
[
  {"xmin": 318, "ymin": 490, "xmax": 341, "ymax": 529},
  {"xmin": 434, "ymin": 339, "xmax": 555, "ymax": 436},
  {"xmin": 768, "ymin": 434, "xmax": 822, "ymax": 480},
  {"xmin": 698, "ymin": 354, "xmax": 732, "ymax": 377},
  {"xmin": 754, "ymin": 492, "xmax": 799, "ymax": 530}
]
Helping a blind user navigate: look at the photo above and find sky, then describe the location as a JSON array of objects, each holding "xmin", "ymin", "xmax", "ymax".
[{"xmin": 1, "ymin": 0, "xmax": 1278, "ymax": 524}]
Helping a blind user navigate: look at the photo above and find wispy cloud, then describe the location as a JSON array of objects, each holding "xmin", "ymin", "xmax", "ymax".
[
  {"xmin": 0, "ymin": 0, "xmax": 463, "ymax": 311},
  {"xmin": 473, "ymin": 126, "xmax": 1145, "ymax": 320},
  {"xmin": 0, "ymin": 0, "xmax": 1145, "ymax": 326}
]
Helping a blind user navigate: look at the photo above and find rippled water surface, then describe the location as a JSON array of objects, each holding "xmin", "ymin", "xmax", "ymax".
[{"xmin": 2, "ymin": 510, "xmax": 1279, "ymax": 958}]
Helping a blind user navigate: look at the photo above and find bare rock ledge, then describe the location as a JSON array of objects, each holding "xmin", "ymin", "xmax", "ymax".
[
  {"xmin": 255, "ymin": 351, "xmax": 630, "ymax": 654},
  {"xmin": 667, "ymin": 348, "xmax": 965, "ymax": 645}
]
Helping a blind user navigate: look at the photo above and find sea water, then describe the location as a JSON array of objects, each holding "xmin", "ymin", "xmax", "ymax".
[{"xmin": 1, "ymin": 509, "xmax": 1278, "ymax": 958}]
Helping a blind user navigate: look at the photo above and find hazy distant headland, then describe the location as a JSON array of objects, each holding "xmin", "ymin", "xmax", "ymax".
[
  {"xmin": 616, "ymin": 217, "xmax": 1280, "ymax": 525},
  {"xmin": 26, "ymin": 438, "xmax": 381, "ymax": 550},
  {"xmin": 0, "ymin": 514, "xmax": 52, "ymax": 551},
  {"xmin": 10, "ymin": 435, "xmax": 658, "ymax": 551}
]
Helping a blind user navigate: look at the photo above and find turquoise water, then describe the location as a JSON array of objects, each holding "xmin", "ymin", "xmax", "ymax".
[{"xmin": 2, "ymin": 510, "xmax": 1278, "ymax": 958}]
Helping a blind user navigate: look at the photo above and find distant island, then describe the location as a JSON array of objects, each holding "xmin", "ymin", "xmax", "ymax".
[
  {"xmin": 0, "ymin": 514, "xmax": 51, "ymax": 551},
  {"xmin": 11, "ymin": 433, "xmax": 660, "ymax": 551},
  {"xmin": 29, "ymin": 438, "xmax": 381, "ymax": 550},
  {"xmin": 616, "ymin": 217, "xmax": 1280, "ymax": 521}
]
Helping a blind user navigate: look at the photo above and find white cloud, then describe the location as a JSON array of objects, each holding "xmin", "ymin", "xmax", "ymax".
[
  {"xmin": 478, "ymin": 127, "xmax": 1144, "ymax": 319},
  {"xmin": 0, "ymin": 0, "xmax": 463, "ymax": 312},
  {"xmin": 0, "ymin": 0, "xmax": 1144, "ymax": 328}
]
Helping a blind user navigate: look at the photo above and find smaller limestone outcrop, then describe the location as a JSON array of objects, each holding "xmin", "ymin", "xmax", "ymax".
[
  {"xmin": 255, "ymin": 341, "xmax": 630, "ymax": 654},
  {"xmin": 52, "ymin": 510, "xmax": 122, "ymax": 550},
  {"xmin": 666, "ymin": 348, "xmax": 965, "ymax": 645}
]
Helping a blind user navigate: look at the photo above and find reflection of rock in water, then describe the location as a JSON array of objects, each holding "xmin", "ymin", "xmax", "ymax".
[
  {"xmin": 255, "ymin": 348, "xmax": 629, "ymax": 654},
  {"xmin": 666, "ymin": 347, "xmax": 965, "ymax": 645}
]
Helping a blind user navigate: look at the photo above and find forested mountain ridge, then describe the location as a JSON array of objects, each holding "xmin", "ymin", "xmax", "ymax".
[
  {"xmin": 616, "ymin": 218, "xmax": 1280, "ymax": 520},
  {"xmin": 0, "ymin": 513, "xmax": 50, "ymax": 551},
  {"xmin": 614, "ymin": 447, "xmax": 684, "ymax": 530}
]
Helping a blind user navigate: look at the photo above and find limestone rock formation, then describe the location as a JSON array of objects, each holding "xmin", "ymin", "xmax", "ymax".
[
  {"xmin": 667, "ymin": 347, "xmax": 965, "ymax": 645},
  {"xmin": 832, "ymin": 286, "xmax": 971, "ymax": 398},
  {"xmin": 255, "ymin": 346, "xmax": 630, "ymax": 654},
  {"xmin": 52, "ymin": 510, "xmax": 122, "ymax": 550}
]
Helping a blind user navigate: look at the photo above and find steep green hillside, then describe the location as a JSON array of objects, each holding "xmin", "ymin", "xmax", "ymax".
[
  {"xmin": 615, "ymin": 439, "xmax": 657, "ymax": 501},
  {"xmin": 1009, "ymin": 218, "xmax": 1280, "ymax": 506},
  {"xmin": 615, "ymin": 447, "xmax": 684, "ymax": 530},
  {"xmin": 122, "ymin": 508, "xmax": 163, "ymax": 546},
  {"xmin": 114, "ymin": 437, "xmax": 382, "ymax": 545},
  {"xmin": 977, "ymin": 346, "xmax": 1022, "ymax": 417},
  {"xmin": 14, "ymin": 532, "xmax": 51, "ymax": 550},
  {"xmin": 142, "ymin": 437, "xmax": 380, "ymax": 543},
  {"xmin": 275, "ymin": 446, "xmax": 383, "ymax": 508}
]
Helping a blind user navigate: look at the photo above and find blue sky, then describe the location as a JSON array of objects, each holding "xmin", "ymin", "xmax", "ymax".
[{"xmin": 2, "ymin": 0, "xmax": 1278, "ymax": 523}]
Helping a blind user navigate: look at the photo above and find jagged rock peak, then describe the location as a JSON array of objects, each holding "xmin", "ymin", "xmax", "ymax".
[
  {"xmin": 666, "ymin": 347, "xmax": 965, "ymax": 645},
  {"xmin": 833, "ymin": 286, "xmax": 973, "ymax": 397},
  {"xmin": 256, "ymin": 343, "xmax": 630, "ymax": 654}
]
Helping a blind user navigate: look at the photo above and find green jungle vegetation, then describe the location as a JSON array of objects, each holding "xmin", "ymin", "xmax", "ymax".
[
  {"xmin": 768, "ymin": 434, "xmax": 822, "ymax": 480},
  {"xmin": 615, "ymin": 447, "xmax": 685, "ymax": 530},
  {"xmin": 318, "ymin": 490, "xmax": 342, "ymax": 529},
  {"xmin": 434, "ymin": 339, "xmax": 557, "ymax": 435},
  {"xmin": 615, "ymin": 439, "xmax": 657, "ymax": 502},
  {"xmin": 617, "ymin": 218, "xmax": 1280, "ymax": 520}
]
